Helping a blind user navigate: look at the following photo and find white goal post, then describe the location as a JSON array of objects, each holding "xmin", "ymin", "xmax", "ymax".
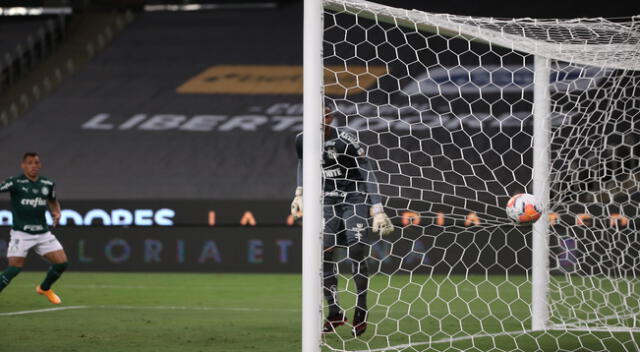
[
  {"xmin": 303, "ymin": 0, "xmax": 640, "ymax": 351},
  {"xmin": 302, "ymin": 0, "xmax": 325, "ymax": 350},
  {"xmin": 531, "ymin": 54, "xmax": 551, "ymax": 331}
]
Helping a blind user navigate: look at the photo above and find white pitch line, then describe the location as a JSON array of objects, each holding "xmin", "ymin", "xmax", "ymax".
[
  {"xmin": 0, "ymin": 304, "xmax": 299, "ymax": 316},
  {"xmin": 0, "ymin": 306, "xmax": 87, "ymax": 316},
  {"xmin": 430, "ymin": 329, "xmax": 535, "ymax": 344},
  {"xmin": 350, "ymin": 329, "xmax": 536, "ymax": 352},
  {"xmin": 558, "ymin": 311, "xmax": 640, "ymax": 326},
  {"xmin": 547, "ymin": 325, "xmax": 640, "ymax": 333},
  {"xmin": 93, "ymin": 305, "xmax": 299, "ymax": 313},
  {"xmin": 351, "ymin": 314, "xmax": 640, "ymax": 352},
  {"xmin": 11, "ymin": 283, "xmax": 170, "ymax": 290},
  {"xmin": 51, "ymin": 284, "xmax": 171, "ymax": 290},
  {"xmin": 13, "ymin": 283, "xmax": 289, "ymax": 291}
]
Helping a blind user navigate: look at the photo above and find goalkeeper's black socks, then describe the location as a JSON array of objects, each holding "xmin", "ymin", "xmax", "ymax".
[{"xmin": 323, "ymin": 253, "xmax": 341, "ymax": 316}]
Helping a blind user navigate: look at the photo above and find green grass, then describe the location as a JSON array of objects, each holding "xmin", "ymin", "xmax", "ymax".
[{"xmin": 0, "ymin": 272, "xmax": 638, "ymax": 351}]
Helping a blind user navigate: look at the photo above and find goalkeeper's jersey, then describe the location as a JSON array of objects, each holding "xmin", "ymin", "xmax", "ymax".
[
  {"xmin": 296, "ymin": 127, "xmax": 377, "ymax": 198},
  {"xmin": 0, "ymin": 174, "xmax": 56, "ymax": 234}
]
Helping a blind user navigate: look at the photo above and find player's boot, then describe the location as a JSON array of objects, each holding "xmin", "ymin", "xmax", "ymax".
[
  {"xmin": 351, "ymin": 308, "xmax": 367, "ymax": 337},
  {"xmin": 322, "ymin": 311, "xmax": 347, "ymax": 333},
  {"xmin": 36, "ymin": 285, "xmax": 61, "ymax": 305}
]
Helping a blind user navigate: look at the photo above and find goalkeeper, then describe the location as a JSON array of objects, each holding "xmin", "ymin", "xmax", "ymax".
[{"xmin": 291, "ymin": 102, "xmax": 394, "ymax": 337}]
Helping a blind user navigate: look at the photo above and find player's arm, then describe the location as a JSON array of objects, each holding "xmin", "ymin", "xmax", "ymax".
[
  {"xmin": 47, "ymin": 183, "xmax": 61, "ymax": 227},
  {"xmin": 0, "ymin": 177, "xmax": 15, "ymax": 193},
  {"xmin": 291, "ymin": 133, "xmax": 304, "ymax": 220},
  {"xmin": 355, "ymin": 147, "xmax": 394, "ymax": 236}
]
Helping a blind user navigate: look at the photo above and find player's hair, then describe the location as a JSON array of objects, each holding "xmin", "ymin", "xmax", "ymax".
[
  {"xmin": 324, "ymin": 98, "xmax": 336, "ymax": 113},
  {"xmin": 22, "ymin": 152, "xmax": 39, "ymax": 161}
]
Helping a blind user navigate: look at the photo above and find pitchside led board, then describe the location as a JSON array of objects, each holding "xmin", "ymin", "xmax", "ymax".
[{"xmin": 1, "ymin": 199, "xmax": 630, "ymax": 274}]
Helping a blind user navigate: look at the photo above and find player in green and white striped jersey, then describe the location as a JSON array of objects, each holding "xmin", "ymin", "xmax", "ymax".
[{"xmin": 0, "ymin": 152, "xmax": 69, "ymax": 304}]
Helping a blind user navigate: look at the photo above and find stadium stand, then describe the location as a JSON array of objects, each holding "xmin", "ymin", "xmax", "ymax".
[
  {"xmin": 0, "ymin": 15, "xmax": 69, "ymax": 93},
  {"xmin": 0, "ymin": 17, "xmax": 52, "ymax": 57},
  {"xmin": 0, "ymin": 5, "xmax": 302, "ymax": 200}
]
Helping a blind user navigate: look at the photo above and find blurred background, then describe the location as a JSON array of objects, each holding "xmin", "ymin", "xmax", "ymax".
[{"xmin": 0, "ymin": 0, "xmax": 638, "ymax": 273}]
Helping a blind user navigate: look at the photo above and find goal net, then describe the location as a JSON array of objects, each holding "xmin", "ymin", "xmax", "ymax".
[{"xmin": 311, "ymin": 0, "xmax": 640, "ymax": 350}]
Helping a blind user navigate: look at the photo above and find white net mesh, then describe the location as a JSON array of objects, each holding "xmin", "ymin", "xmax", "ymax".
[{"xmin": 319, "ymin": 1, "xmax": 640, "ymax": 350}]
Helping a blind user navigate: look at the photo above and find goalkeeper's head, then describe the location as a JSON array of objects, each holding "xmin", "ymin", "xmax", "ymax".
[
  {"xmin": 324, "ymin": 98, "xmax": 336, "ymax": 114},
  {"xmin": 324, "ymin": 97, "xmax": 346, "ymax": 119},
  {"xmin": 323, "ymin": 99, "xmax": 336, "ymax": 134}
]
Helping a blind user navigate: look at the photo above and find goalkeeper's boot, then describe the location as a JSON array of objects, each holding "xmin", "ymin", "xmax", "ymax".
[
  {"xmin": 36, "ymin": 285, "xmax": 61, "ymax": 305},
  {"xmin": 322, "ymin": 311, "xmax": 347, "ymax": 333},
  {"xmin": 352, "ymin": 308, "xmax": 368, "ymax": 337}
]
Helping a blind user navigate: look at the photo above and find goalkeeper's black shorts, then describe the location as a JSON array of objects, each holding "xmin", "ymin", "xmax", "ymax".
[{"xmin": 323, "ymin": 192, "xmax": 369, "ymax": 248}]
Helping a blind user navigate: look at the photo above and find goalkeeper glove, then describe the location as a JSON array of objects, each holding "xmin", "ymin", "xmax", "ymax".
[
  {"xmin": 370, "ymin": 203, "xmax": 393, "ymax": 236},
  {"xmin": 291, "ymin": 187, "xmax": 303, "ymax": 220}
]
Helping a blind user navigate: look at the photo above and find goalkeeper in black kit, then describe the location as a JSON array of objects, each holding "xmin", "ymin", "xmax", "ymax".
[{"xmin": 291, "ymin": 102, "xmax": 394, "ymax": 337}]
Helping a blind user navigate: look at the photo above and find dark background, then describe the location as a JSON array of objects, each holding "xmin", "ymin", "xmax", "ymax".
[
  {"xmin": 3, "ymin": 0, "xmax": 639, "ymax": 18},
  {"xmin": 0, "ymin": 0, "xmax": 638, "ymax": 273}
]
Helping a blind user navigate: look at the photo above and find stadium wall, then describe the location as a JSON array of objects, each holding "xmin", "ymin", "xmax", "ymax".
[{"xmin": 1, "ymin": 200, "xmax": 636, "ymax": 274}]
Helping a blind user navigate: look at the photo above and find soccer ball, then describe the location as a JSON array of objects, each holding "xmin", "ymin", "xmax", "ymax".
[{"xmin": 506, "ymin": 193, "xmax": 543, "ymax": 224}]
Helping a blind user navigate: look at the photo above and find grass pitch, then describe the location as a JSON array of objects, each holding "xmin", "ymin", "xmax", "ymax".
[{"xmin": 0, "ymin": 272, "xmax": 638, "ymax": 351}]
